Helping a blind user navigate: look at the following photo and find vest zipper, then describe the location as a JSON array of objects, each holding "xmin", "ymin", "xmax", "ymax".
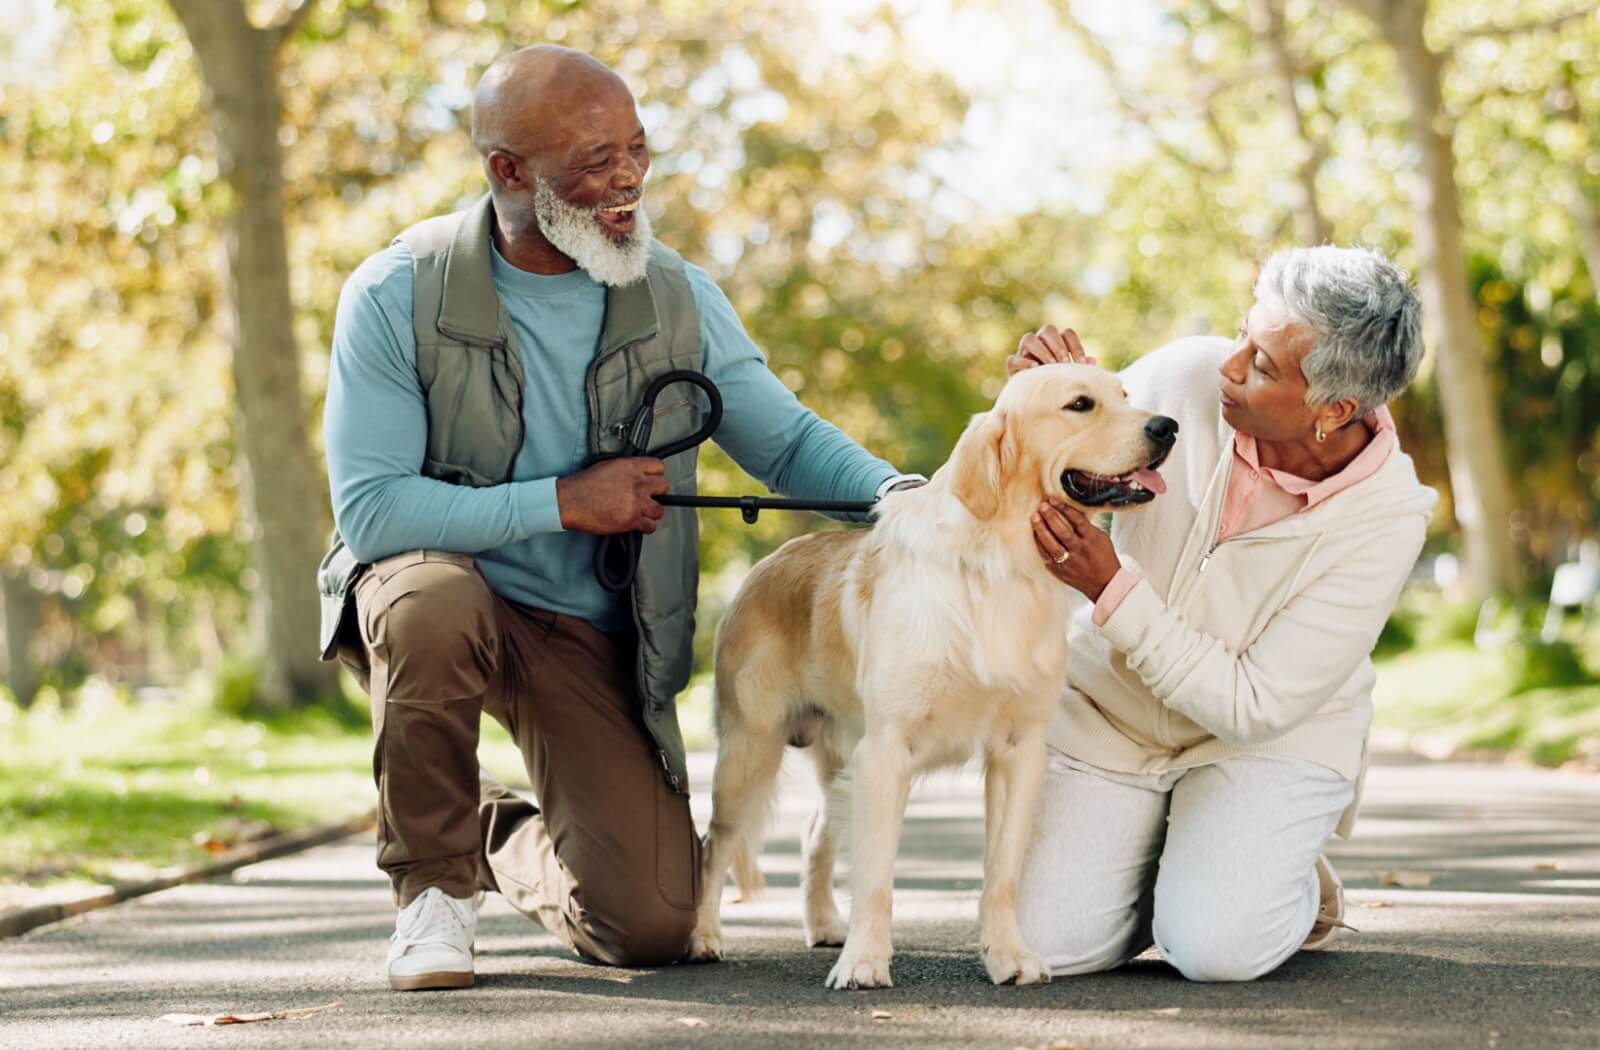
[{"xmin": 585, "ymin": 335, "xmax": 693, "ymax": 797}]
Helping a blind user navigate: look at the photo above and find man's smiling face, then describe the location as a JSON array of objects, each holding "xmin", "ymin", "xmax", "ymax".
[
  {"xmin": 536, "ymin": 83, "xmax": 651, "ymax": 244},
  {"xmin": 473, "ymin": 48, "xmax": 656, "ymax": 285}
]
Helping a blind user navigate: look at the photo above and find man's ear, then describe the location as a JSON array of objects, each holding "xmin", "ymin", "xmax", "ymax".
[{"xmin": 950, "ymin": 409, "xmax": 1014, "ymax": 520}]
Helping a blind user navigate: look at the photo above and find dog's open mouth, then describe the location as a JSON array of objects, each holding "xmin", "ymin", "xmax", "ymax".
[{"xmin": 1061, "ymin": 466, "xmax": 1168, "ymax": 507}]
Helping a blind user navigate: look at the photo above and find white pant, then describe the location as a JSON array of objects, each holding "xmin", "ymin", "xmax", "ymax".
[{"xmin": 1016, "ymin": 750, "xmax": 1355, "ymax": 982}]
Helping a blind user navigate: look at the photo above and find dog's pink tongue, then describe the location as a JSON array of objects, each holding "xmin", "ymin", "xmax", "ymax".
[{"xmin": 1134, "ymin": 468, "xmax": 1167, "ymax": 494}]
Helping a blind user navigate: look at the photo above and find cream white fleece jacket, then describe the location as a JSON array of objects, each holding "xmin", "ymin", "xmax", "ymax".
[{"xmin": 1048, "ymin": 336, "xmax": 1437, "ymax": 835}]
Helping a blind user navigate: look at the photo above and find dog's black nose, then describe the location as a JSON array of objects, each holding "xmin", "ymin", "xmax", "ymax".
[{"xmin": 1145, "ymin": 415, "xmax": 1179, "ymax": 443}]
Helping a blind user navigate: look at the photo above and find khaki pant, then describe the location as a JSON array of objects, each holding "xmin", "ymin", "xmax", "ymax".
[{"xmin": 348, "ymin": 549, "xmax": 701, "ymax": 967}]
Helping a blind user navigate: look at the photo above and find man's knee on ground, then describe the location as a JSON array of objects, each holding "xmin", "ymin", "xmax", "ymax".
[
  {"xmin": 574, "ymin": 895, "xmax": 697, "ymax": 968},
  {"xmin": 377, "ymin": 557, "xmax": 497, "ymax": 699},
  {"xmin": 1153, "ymin": 910, "xmax": 1292, "ymax": 983}
]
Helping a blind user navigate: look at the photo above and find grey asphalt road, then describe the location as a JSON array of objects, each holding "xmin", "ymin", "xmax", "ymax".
[{"xmin": 3, "ymin": 751, "xmax": 1597, "ymax": 1050}]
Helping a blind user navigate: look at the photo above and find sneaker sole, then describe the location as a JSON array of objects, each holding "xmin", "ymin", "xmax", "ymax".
[{"xmin": 389, "ymin": 970, "xmax": 474, "ymax": 991}]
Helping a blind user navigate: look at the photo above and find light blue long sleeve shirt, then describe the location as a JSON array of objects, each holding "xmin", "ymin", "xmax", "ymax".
[{"xmin": 324, "ymin": 240, "xmax": 903, "ymax": 630}]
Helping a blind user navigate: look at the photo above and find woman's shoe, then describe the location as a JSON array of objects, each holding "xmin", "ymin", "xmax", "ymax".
[{"xmin": 1301, "ymin": 853, "xmax": 1356, "ymax": 951}]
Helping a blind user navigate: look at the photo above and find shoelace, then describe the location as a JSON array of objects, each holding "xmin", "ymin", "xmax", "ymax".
[{"xmin": 396, "ymin": 891, "xmax": 473, "ymax": 949}]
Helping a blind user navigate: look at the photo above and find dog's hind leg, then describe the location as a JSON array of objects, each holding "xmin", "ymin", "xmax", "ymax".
[
  {"xmin": 978, "ymin": 727, "xmax": 1051, "ymax": 986},
  {"xmin": 800, "ymin": 739, "xmax": 848, "ymax": 947},
  {"xmin": 687, "ymin": 705, "xmax": 786, "ymax": 963}
]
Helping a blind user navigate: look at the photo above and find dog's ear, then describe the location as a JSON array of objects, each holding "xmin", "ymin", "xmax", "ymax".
[{"xmin": 950, "ymin": 409, "xmax": 1016, "ymax": 521}]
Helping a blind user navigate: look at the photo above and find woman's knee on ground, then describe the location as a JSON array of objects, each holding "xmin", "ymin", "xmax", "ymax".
[
  {"xmin": 372, "ymin": 555, "xmax": 498, "ymax": 700},
  {"xmin": 1152, "ymin": 906, "xmax": 1301, "ymax": 983},
  {"xmin": 1016, "ymin": 891, "xmax": 1149, "ymax": 977}
]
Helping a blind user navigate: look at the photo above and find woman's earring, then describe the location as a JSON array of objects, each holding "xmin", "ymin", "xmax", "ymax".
[{"xmin": 1315, "ymin": 423, "xmax": 1326, "ymax": 443}]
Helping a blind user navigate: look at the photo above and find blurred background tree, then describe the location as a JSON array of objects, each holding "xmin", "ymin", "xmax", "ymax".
[{"xmin": 1, "ymin": 0, "xmax": 1597, "ymax": 717}]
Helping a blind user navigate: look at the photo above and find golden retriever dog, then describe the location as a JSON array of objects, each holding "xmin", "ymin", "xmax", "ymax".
[{"xmin": 687, "ymin": 362, "xmax": 1176, "ymax": 989}]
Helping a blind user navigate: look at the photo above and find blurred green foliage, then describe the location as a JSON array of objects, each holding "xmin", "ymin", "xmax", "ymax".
[{"xmin": 0, "ymin": 0, "xmax": 1597, "ymax": 712}]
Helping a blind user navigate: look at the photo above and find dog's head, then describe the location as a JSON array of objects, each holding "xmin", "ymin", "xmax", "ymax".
[{"xmin": 947, "ymin": 363, "xmax": 1177, "ymax": 521}]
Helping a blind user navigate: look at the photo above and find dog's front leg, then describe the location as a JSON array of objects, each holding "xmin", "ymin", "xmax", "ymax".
[
  {"xmin": 825, "ymin": 731, "xmax": 913, "ymax": 990},
  {"xmin": 979, "ymin": 728, "xmax": 1051, "ymax": 986}
]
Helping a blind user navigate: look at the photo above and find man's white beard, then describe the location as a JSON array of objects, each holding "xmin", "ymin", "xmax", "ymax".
[{"xmin": 532, "ymin": 177, "xmax": 652, "ymax": 288}]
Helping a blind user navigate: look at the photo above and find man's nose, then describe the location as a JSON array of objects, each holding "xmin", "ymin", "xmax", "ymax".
[
  {"xmin": 616, "ymin": 154, "xmax": 644, "ymax": 190},
  {"xmin": 1145, "ymin": 415, "xmax": 1179, "ymax": 444}
]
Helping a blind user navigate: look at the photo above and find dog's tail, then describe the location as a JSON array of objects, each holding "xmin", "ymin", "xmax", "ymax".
[{"xmin": 728, "ymin": 832, "xmax": 766, "ymax": 902}]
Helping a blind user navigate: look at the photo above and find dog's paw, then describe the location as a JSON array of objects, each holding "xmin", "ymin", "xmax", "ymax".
[
  {"xmin": 825, "ymin": 950, "xmax": 893, "ymax": 990},
  {"xmin": 983, "ymin": 945, "xmax": 1052, "ymax": 987},
  {"xmin": 804, "ymin": 912, "xmax": 848, "ymax": 948},
  {"xmin": 684, "ymin": 926, "xmax": 723, "ymax": 964}
]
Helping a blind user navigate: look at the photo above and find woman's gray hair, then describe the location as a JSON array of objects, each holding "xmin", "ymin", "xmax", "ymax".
[{"xmin": 1254, "ymin": 245, "xmax": 1423, "ymax": 416}]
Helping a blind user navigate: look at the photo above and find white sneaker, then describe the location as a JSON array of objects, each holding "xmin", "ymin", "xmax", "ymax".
[{"xmin": 386, "ymin": 887, "xmax": 477, "ymax": 990}]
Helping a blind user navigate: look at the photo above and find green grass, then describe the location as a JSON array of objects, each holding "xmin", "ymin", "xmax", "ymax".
[
  {"xmin": 0, "ymin": 683, "xmax": 527, "ymax": 904},
  {"xmin": 1373, "ymin": 638, "xmax": 1600, "ymax": 767}
]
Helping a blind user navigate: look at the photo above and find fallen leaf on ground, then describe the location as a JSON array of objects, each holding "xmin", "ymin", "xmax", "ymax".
[
  {"xmin": 1375, "ymin": 870, "xmax": 1434, "ymax": 888},
  {"xmin": 1534, "ymin": 862, "xmax": 1560, "ymax": 871},
  {"xmin": 871, "ymin": 1010, "xmax": 893, "ymax": 1021},
  {"xmin": 159, "ymin": 1002, "xmax": 342, "ymax": 1027},
  {"xmin": 676, "ymin": 1017, "xmax": 707, "ymax": 1028}
]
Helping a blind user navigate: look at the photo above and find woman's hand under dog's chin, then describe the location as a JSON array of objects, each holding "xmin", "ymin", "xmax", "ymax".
[{"xmin": 1031, "ymin": 498, "xmax": 1121, "ymax": 601}]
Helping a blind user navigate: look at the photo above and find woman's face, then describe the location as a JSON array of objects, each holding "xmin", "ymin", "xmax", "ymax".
[{"xmin": 1217, "ymin": 298, "xmax": 1320, "ymax": 441}]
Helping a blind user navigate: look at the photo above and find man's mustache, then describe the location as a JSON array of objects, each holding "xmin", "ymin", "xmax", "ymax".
[{"xmin": 595, "ymin": 189, "xmax": 643, "ymax": 212}]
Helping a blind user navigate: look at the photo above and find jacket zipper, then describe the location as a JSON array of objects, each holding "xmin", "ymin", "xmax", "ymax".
[{"xmin": 1172, "ymin": 452, "xmax": 1233, "ymax": 607}]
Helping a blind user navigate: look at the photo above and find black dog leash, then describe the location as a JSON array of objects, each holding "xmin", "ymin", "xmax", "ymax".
[{"xmin": 593, "ymin": 370, "xmax": 876, "ymax": 593}]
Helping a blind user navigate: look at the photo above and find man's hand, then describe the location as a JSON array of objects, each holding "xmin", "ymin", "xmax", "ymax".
[
  {"xmin": 1006, "ymin": 324, "xmax": 1098, "ymax": 376},
  {"xmin": 556, "ymin": 458, "xmax": 671, "ymax": 535}
]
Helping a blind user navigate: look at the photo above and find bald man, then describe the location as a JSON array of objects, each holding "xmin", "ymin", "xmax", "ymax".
[{"xmin": 318, "ymin": 46, "xmax": 922, "ymax": 990}]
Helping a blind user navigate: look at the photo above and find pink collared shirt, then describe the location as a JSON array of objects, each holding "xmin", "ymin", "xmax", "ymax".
[{"xmin": 1092, "ymin": 407, "xmax": 1397, "ymax": 625}]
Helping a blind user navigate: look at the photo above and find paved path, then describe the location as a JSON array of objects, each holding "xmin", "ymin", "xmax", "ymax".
[{"xmin": 3, "ymin": 752, "xmax": 1598, "ymax": 1049}]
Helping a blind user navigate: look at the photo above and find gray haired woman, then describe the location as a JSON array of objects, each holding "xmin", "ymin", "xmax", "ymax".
[{"xmin": 1011, "ymin": 245, "xmax": 1436, "ymax": 981}]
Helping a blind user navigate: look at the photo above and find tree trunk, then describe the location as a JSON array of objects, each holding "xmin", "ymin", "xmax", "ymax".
[
  {"xmin": 1571, "ymin": 186, "xmax": 1600, "ymax": 304},
  {"xmin": 1554, "ymin": 69, "xmax": 1600, "ymax": 303},
  {"xmin": 1, "ymin": 567, "xmax": 41, "ymax": 708},
  {"xmin": 1250, "ymin": 0, "xmax": 1331, "ymax": 245},
  {"xmin": 1351, "ymin": 0, "xmax": 1520, "ymax": 597},
  {"xmin": 167, "ymin": 1, "xmax": 335, "ymax": 706}
]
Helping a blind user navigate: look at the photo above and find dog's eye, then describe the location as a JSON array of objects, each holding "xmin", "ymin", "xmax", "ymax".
[{"xmin": 1064, "ymin": 397, "xmax": 1095, "ymax": 412}]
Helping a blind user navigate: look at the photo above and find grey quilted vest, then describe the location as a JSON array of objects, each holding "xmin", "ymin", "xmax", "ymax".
[{"xmin": 316, "ymin": 194, "xmax": 705, "ymax": 792}]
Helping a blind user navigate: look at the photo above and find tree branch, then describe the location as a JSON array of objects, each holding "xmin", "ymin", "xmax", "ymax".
[
  {"xmin": 1048, "ymin": 0, "xmax": 1227, "ymax": 176},
  {"xmin": 269, "ymin": 0, "xmax": 319, "ymax": 52}
]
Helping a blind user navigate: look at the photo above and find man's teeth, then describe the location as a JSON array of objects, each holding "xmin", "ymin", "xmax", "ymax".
[{"xmin": 602, "ymin": 201, "xmax": 639, "ymax": 213}]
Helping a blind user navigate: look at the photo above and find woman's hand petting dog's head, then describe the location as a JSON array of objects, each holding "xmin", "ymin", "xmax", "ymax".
[{"xmin": 1007, "ymin": 324, "xmax": 1098, "ymax": 376}]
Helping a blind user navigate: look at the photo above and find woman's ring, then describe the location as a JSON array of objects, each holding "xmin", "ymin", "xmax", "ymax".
[{"xmin": 1053, "ymin": 550, "xmax": 1070, "ymax": 564}]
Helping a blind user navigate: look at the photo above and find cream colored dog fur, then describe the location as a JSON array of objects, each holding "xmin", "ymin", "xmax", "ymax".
[{"xmin": 687, "ymin": 362, "xmax": 1173, "ymax": 989}]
